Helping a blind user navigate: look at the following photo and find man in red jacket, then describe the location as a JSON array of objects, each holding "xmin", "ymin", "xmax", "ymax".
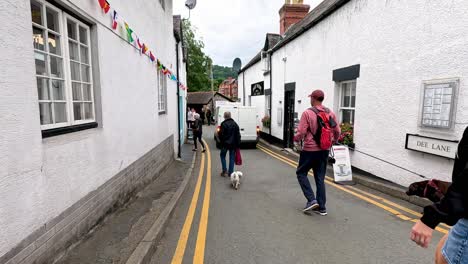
[
  {"xmin": 411, "ymin": 127, "xmax": 468, "ymax": 264},
  {"xmin": 294, "ymin": 90, "xmax": 340, "ymax": 216}
]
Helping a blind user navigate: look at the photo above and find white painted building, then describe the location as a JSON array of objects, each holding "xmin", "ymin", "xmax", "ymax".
[
  {"xmin": 239, "ymin": 0, "xmax": 468, "ymax": 186},
  {"xmin": 0, "ymin": 0, "xmax": 186, "ymax": 262}
]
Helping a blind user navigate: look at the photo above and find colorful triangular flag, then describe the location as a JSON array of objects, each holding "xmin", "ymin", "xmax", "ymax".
[
  {"xmin": 149, "ymin": 51, "xmax": 155, "ymax": 62},
  {"xmin": 112, "ymin": 10, "xmax": 118, "ymax": 30},
  {"xmin": 98, "ymin": 0, "xmax": 110, "ymax": 14},
  {"xmin": 137, "ymin": 38, "xmax": 143, "ymax": 49},
  {"xmin": 124, "ymin": 22, "xmax": 134, "ymax": 43}
]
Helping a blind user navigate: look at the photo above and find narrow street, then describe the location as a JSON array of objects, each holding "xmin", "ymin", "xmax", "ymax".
[{"xmin": 151, "ymin": 126, "xmax": 446, "ymax": 264}]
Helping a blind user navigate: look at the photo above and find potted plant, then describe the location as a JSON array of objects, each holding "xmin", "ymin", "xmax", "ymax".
[
  {"xmin": 262, "ymin": 115, "xmax": 271, "ymax": 129},
  {"xmin": 338, "ymin": 123, "xmax": 355, "ymax": 149}
]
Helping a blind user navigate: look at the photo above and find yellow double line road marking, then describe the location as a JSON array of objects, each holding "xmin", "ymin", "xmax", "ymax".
[
  {"xmin": 257, "ymin": 144, "xmax": 450, "ymax": 234},
  {"xmin": 193, "ymin": 142, "xmax": 212, "ymax": 263},
  {"xmin": 171, "ymin": 140, "xmax": 212, "ymax": 264}
]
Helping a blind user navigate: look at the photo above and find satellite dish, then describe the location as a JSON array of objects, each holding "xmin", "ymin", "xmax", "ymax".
[
  {"xmin": 233, "ymin": 58, "xmax": 242, "ymax": 72},
  {"xmin": 185, "ymin": 0, "xmax": 197, "ymax": 9}
]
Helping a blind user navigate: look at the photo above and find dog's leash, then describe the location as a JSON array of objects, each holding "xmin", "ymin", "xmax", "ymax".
[{"xmin": 334, "ymin": 143, "xmax": 429, "ymax": 179}]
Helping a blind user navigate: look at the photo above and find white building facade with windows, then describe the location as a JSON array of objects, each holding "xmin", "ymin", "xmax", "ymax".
[
  {"xmin": 239, "ymin": 0, "xmax": 468, "ymax": 187},
  {"xmin": 0, "ymin": 0, "xmax": 186, "ymax": 262}
]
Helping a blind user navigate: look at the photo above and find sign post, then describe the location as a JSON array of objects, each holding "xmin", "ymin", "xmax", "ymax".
[{"xmin": 331, "ymin": 145, "xmax": 354, "ymax": 185}]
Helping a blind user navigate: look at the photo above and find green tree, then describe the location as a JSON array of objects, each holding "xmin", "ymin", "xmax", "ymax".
[
  {"xmin": 213, "ymin": 65, "xmax": 237, "ymax": 80},
  {"xmin": 182, "ymin": 20, "xmax": 212, "ymax": 91}
]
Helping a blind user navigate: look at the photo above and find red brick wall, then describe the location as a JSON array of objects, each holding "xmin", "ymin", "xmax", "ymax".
[{"xmin": 279, "ymin": 4, "xmax": 310, "ymax": 35}]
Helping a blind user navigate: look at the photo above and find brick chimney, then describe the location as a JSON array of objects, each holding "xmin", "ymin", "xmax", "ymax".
[{"xmin": 279, "ymin": 0, "xmax": 310, "ymax": 35}]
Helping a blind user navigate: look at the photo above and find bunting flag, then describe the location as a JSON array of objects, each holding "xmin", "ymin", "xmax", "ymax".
[
  {"xmin": 98, "ymin": 0, "xmax": 110, "ymax": 13},
  {"xmin": 124, "ymin": 22, "xmax": 134, "ymax": 42},
  {"xmin": 95, "ymin": 0, "xmax": 188, "ymax": 90},
  {"xmin": 111, "ymin": 10, "xmax": 118, "ymax": 30},
  {"xmin": 137, "ymin": 38, "xmax": 143, "ymax": 49}
]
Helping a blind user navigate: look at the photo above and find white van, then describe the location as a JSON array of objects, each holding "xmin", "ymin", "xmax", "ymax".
[{"xmin": 214, "ymin": 105, "xmax": 259, "ymax": 148}]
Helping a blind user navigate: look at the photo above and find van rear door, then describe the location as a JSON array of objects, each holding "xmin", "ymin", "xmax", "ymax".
[{"xmin": 238, "ymin": 107, "xmax": 257, "ymax": 142}]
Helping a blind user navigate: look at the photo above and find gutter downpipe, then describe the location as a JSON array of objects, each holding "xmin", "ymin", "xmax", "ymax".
[
  {"xmin": 268, "ymin": 50, "xmax": 273, "ymax": 136},
  {"xmin": 176, "ymin": 41, "xmax": 181, "ymax": 159},
  {"xmin": 242, "ymin": 71, "xmax": 246, "ymax": 106}
]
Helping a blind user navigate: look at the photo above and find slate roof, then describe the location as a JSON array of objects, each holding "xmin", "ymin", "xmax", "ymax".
[
  {"xmin": 272, "ymin": 0, "xmax": 351, "ymax": 52},
  {"xmin": 173, "ymin": 15, "xmax": 187, "ymax": 62},
  {"xmin": 264, "ymin": 33, "xmax": 282, "ymax": 51},
  {"xmin": 239, "ymin": 52, "xmax": 262, "ymax": 73},
  {"xmin": 239, "ymin": 0, "xmax": 351, "ymax": 73},
  {"xmin": 187, "ymin": 92, "xmax": 234, "ymax": 105},
  {"xmin": 173, "ymin": 15, "xmax": 182, "ymax": 42}
]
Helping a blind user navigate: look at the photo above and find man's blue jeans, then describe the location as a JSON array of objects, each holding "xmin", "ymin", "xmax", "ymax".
[
  {"xmin": 296, "ymin": 150, "xmax": 329, "ymax": 210},
  {"xmin": 220, "ymin": 148, "xmax": 235, "ymax": 174}
]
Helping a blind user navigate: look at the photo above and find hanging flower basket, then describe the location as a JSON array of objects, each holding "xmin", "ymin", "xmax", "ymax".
[
  {"xmin": 338, "ymin": 123, "xmax": 355, "ymax": 149},
  {"xmin": 262, "ymin": 116, "xmax": 271, "ymax": 128}
]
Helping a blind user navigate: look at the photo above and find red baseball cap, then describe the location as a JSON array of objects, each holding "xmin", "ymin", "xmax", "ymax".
[{"xmin": 308, "ymin": 89, "xmax": 325, "ymax": 99}]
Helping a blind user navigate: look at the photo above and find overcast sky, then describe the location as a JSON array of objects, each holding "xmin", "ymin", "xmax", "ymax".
[{"xmin": 173, "ymin": 0, "xmax": 323, "ymax": 67}]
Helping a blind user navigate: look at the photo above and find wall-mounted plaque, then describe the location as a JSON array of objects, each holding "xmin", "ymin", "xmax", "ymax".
[
  {"xmin": 420, "ymin": 79, "xmax": 459, "ymax": 129},
  {"xmin": 405, "ymin": 134, "xmax": 458, "ymax": 159},
  {"xmin": 251, "ymin": 81, "xmax": 264, "ymax": 96}
]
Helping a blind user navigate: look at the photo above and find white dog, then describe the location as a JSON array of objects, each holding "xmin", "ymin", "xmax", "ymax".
[{"xmin": 230, "ymin": 171, "xmax": 243, "ymax": 190}]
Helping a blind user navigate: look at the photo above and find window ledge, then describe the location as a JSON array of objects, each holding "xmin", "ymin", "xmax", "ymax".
[
  {"xmin": 158, "ymin": 111, "xmax": 167, "ymax": 115},
  {"xmin": 42, "ymin": 122, "xmax": 98, "ymax": 138}
]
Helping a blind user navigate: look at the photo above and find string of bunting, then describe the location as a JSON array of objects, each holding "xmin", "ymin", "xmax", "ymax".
[{"xmin": 97, "ymin": 0, "xmax": 188, "ymax": 90}]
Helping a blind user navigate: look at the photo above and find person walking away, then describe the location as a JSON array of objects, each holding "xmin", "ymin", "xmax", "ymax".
[
  {"xmin": 411, "ymin": 126, "xmax": 468, "ymax": 264},
  {"xmin": 294, "ymin": 90, "xmax": 340, "ymax": 216},
  {"xmin": 206, "ymin": 109, "xmax": 212, "ymax": 126},
  {"xmin": 192, "ymin": 113, "xmax": 206, "ymax": 152},
  {"xmin": 219, "ymin": 111, "xmax": 241, "ymax": 177},
  {"xmin": 200, "ymin": 108, "xmax": 206, "ymax": 125}
]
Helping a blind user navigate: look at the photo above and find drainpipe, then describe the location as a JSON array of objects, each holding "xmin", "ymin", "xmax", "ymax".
[
  {"xmin": 176, "ymin": 41, "xmax": 181, "ymax": 159},
  {"xmin": 242, "ymin": 72, "xmax": 246, "ymax": 106},
  {"xmin": 268, "ymin": 51, "xmax": 273, "ymax": 136}
]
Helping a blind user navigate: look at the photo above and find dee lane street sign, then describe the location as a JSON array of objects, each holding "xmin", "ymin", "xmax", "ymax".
[{"xmin": 405, "ymin": 134, "xmax": 459, "ymax": 159}]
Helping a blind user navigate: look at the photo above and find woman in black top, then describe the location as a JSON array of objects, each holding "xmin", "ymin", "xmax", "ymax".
[{"xmin": 411, "ymin": 127, "xmax": 468, "ymax": 264}]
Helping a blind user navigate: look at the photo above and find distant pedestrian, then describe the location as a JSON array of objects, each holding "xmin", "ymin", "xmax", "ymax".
[
  {"xmin": 294, "ymin": 90, "xmax": 340, "ymax": 216},
  {"xmin": 189, "ymin": 108, "xmax": 196, "ymax": 128},
  {"xmin": 200, "ymin": 109, "xmax": 206, "ymax": 125},
  {"xmin": 206, "ymin": 109, "xmax": 212, "ymax": 126},
  {"xmin": 192, "ymin": 113, "xmax": 206, "ymax": 152},
  {"xmin": 410, "ymin": 126, "xmax": 468, "ymax": 264},
  {"xmin": 187, "ymin": 108, "xmax": 193, "ymax": 128},
  {"xmin": 219, "ymin": 111, "xmax": 241, "ymax": 177}
]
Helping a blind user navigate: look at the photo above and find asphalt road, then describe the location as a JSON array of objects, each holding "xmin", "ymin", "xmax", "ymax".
[{"xmin": 152, "ymin": 126, "xmax": 445, "ymax": 264}]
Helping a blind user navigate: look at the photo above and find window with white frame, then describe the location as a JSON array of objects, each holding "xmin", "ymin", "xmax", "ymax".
[
  {"xmin": 31, "ymin": 0, "xmax": 95, "ymax": 130},
  {"xmin": 158, "ymin": 70, "xmax": 167, "ymax": 113},
  {"xmin": 420, "ymin": 79, "xmax": 458, "ymax": 129},
  {"xmin": 339, "ymin": 80, "xmax": 356, "ymax": 124}
]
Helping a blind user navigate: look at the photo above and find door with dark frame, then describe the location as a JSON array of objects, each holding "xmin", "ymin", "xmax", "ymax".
[{"xmin": 284, "ymin": 83, "xmax": 295, "ymax": 148}]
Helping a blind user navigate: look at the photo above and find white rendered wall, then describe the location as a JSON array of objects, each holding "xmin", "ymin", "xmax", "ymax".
[
  {"xmin": 266, "ymin": 0, "xmax": 468, "ymax": 186},
  {"xmin": 241, "ymin": 61, "xmax": 267, "ymax": 128},
  {"xmin": 0, "ymin": 0, "xmax": 180, "ymax": 257}
]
